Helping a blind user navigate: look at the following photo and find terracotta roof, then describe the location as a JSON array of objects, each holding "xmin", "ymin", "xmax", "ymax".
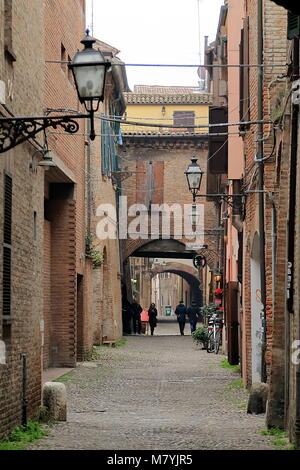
[
  {"xmin": 124, "ymin": 92, "xmax": 212, "ymax": 105},
  {"xmin": 95, "ymin": 39, "xmax": 120, "ymax": 57},
  {"xmin": 134, "ymin": 85, "xmax": 204, "ymax": 94}
]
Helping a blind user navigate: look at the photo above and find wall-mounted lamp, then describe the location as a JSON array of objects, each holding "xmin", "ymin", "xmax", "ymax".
[
  {"xmin": 161, "ymin": 106, "xmax": 166, "ymax": 117},
  {"xmin": 29, "ymin": 148, "xmax": 56, "ymax": 173},
  {"xmin": 0, "ymin": 30, "xmax": 111, "ymax": 153},
  {"xmin": 184, "ymin": 157, "xmax": 245, "ymax": 208}
]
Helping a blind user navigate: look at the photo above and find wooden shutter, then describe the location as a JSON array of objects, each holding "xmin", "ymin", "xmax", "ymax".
[
  {"xmin": 240, "ymin": 17, "xmax": 250, "ymax": 127},
  {"xmin": 287, "ymin": 12, "xmax": 300, "ymax": 40},
  {"xmin": 173, "ymin": 111, "xmax": 195, "ymax": 130},
  {"xmin": 3, "ymin": 174, "xmax": 12, "ymax": 317},
  {"xmin": 226, "ymin": 281, "xmax": 239, "ymax": 365},
  {"xmin": 208, "ymin": 106, "xmax": 228, "ymax": 174}
]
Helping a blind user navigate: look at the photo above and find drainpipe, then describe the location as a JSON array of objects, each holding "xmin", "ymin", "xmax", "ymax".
[
  {"xmin": 21, "ymin": 354, "xmax": 27, "ymax": 426},
  {"xmin": 291, "ymin": 39, "xmax": 300, "ymax": 449},
  {"xmin": 257, "ymin": 0, "xmax": 267, "ymax": 383}
]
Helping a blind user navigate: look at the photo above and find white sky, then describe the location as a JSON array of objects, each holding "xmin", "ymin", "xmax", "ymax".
[{"xmin": 86, "ymin": 0, "xmax": 224, "ymax": 90}]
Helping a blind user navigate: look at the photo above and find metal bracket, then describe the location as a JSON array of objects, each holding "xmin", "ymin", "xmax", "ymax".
[{"xmin": 0, "ymin": 113, "xmax": 89, "ymax": 153}]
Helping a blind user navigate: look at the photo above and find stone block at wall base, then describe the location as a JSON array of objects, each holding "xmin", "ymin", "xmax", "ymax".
[
  {"xmin": 247, "ymin": 382, "xmax": 269, "ymax": 414},
  {"xmin": 42, "ymin": 382, "xmax": 67, "ymax": 421}
]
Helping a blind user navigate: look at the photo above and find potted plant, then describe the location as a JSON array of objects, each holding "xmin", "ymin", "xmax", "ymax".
[{"xmin": 192, "ymin": 325, "xmax": 209, "ymax": 349}]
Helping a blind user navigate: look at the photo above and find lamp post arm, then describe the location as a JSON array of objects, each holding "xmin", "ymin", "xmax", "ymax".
[{"xmin": 0, "ymin": 113, "xmax": 89, "ymax": 153}]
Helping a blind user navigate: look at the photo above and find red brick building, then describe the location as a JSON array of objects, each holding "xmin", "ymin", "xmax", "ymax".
[
  {"xmin": 119, "ymin": 87, "xmax": 221, "ymax": 311},
  {"xmin": 0, "ymin": 0, "xmax": 128, "ymax": 438},
  {"xmin": 0, "ymin": 0, "xmax": 46, "ymax": 437}
]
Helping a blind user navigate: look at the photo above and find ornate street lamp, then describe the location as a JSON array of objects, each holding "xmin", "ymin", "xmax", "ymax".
[
  {"xmin": 0, "ymin": 31, "xmax": 110, "ymax": 153},
  {"xmin": 184, "ymin": 157, "xmax": 204, "ymax": 202},
  {"xmin": 184, "ymin": 157, "xmax": 245, "ymax": 207},
  {"xmin": 69, "ymin": 33, "xmax": 110, "ymax": 140}
]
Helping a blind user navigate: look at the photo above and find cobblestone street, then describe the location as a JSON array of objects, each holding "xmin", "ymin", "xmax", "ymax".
[{"xmin": 30, "ymin": 319, "xmax": 275, "ymax": 451}]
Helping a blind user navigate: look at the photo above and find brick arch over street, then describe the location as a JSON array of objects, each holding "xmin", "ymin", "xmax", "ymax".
[
  {"xmin": 150, "ymin": 262, "xmax": 203, "ymax": 306},
  {"xmin": 119, "ymin": 132, "xmax": 222, "ymax": 272},
  {"xmin": 123, "ymin": 238, "xmax": 217, "ymax": 269}
]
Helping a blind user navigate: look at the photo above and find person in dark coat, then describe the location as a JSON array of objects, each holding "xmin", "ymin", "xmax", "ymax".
[
  {"xmin": 187, "ymin": 301, "xmax": 200, "ymax": 333},
  {"xmin": 131, "ymin": 299, "xmax": 143, "ymax": 334},
  {"xmin": 122, "ymin": 298, "xmax": 133, "ymax": 335},
  {"xmin": 175, "ymin": 300, "xmax": 187, "ymax": 335},
  {"xmin": 148, "ymin": 303, "xmax": 158, "ymax": 336}
]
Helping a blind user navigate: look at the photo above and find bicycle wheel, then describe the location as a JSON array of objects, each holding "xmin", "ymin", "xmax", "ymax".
[
  {"xmin": 207, "ymin": 332, "xmax": 215, "ymax": 353},
  {"xmin": 215, "ymin": 331, "xmax": 221, "ymax": 354}
]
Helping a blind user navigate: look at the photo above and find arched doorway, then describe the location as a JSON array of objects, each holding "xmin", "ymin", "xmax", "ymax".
[{"xmin": 250, "ymin": 232, "xmax": 263, "ymax": 382}]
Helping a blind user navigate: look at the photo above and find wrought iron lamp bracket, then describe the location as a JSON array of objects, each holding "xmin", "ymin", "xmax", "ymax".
[
  {"xmin": 193, "ymin": 193, "xmax": 245, "ymax": 208},
  {"xmin": 0, "ymin": 113, "xmax": 89, "ymax": 153}
]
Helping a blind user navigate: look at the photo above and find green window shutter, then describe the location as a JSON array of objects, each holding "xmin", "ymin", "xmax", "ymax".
[{"xmin": 287, "ymin": 11, "xmax": 300, "ymax": 40}]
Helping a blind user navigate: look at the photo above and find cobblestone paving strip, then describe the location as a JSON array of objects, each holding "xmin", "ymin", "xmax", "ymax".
[{"xmin": 30, "ymin": 321, "xmax": 275, "ymax": 450}]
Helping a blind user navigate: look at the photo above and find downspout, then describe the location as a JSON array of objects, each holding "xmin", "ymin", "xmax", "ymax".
[
  {"xmin": 257, "ymin": 0, "xmax": 267, "ymax": 383},
  {"xmin": 291, "ymin": 39, "xmax": 300, "ymax": 449},
  {"xmin": 21, "ymin": 354, "xmax": 27, "ymax": 426}
]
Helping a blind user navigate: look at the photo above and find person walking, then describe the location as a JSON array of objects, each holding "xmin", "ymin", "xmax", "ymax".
[
  {"xmin": 187, "ymin": 301, "xmax": 200, "ymax": 334},
  {"xmin": 175, "ymin": 300, "xmax": 187, "ymax": 335},
  {"xmin": 148, "ymin": 303, "xmax": 158, "ymax": 336},
  {"xmin": 140, "ymin": 309, "xmax": 149, "ymax": 334},
  {"xmin": 131, "ymin": 299, "xmax": 143, "ymax": 334}
]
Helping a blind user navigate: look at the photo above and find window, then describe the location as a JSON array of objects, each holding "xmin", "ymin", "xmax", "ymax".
[
  {"xmin": 173, "ymin": 111, "xmax": 195, "ymax": 130},
  {"xmin": 239, "ymin": 17, "xmax": 250, "ymax": 127},
  {"xmin": 3, "ymin": 174, "xmax": 12, "ymax": 318},
  {"xmin": 4, "ymin": 0, "xmax": 16, "ymax": 62},
  {"xmin": 61, "ymin": 43, "xmax": 67, "ymax": 74},
  {"xmin": 287, "ymin": 12, "xmax": 300, "ymax": 39}
]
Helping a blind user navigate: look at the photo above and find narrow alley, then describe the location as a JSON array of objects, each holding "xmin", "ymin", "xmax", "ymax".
[{"xmin": 29, "ymin": 319, "xmax": 275, "ymax": 451}]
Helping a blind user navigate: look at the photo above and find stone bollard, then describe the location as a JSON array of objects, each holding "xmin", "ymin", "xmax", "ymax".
[
  {"xmin": 42, "ymin": 382, "xmax": 67, "ymax": 421},
  {"xmin": 247, "ymin": 382, "xmax": 269, "ymax": 414}
]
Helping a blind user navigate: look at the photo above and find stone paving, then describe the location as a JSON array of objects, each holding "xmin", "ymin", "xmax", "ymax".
[{"xmin": 30, "ymin": 318, "xmax": 276, "ymax": 450}]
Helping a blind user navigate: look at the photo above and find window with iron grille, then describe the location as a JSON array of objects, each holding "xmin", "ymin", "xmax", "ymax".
[{"xmin": 3, "ymin": 174, "xmax": 12, "ymax": 318}]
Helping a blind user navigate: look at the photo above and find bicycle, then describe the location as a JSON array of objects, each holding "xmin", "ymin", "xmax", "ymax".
[{"xmin": 206, "ymin": 313, "xmax": 223, "ymax": 354}]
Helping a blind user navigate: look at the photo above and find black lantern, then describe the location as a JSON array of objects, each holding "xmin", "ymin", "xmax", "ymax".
[
  {"xmin": 69, "ymin": 31, "xmax": 111, "ymax": 140},
  {"xmin": 184, "ymin": 157, "xmax": 204, "ymax": 201}
]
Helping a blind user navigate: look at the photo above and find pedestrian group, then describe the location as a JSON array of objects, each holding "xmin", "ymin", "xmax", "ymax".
[{"xmin": 122, "ymin": 296, "xmax": 202, "ymax": 337}]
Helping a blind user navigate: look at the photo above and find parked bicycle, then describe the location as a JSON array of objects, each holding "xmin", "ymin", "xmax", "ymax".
[{"xmin": 206, "ymin": 312, "xmax": 223, "ymax": 354}]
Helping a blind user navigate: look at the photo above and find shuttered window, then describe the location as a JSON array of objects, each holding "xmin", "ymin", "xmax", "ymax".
[
  {"xmin": 239, "ymin": 17, "xmax": 250, "ymax": 128},
  {"xmin": 287, "ymin": 12, "xmax": 300, "ymax": 40},
  {"xmin": 3, "ymin": 174, "xmax": 12, "ymax": 318},
  {"xmin": 173, "ymin": 111, "xmax": 195, "ymax": 130},
  {"xmin": 101, "ymin": 120, "xmax": 119, "ymax": 176}
]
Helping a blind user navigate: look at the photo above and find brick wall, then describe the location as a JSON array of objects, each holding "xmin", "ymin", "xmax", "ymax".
[
  {"xmin": 43, "ymin": 0, "xmax": 95, "ymax": 366},
  {"xmin": 242, "ymin": 0, "xmax": 288, "ymax": 398},
  {"xmin": 119, "ymin": 136, "xmax": 220, "ymax": 265},
  {"xmin": 0, "ymin": 0, "xmax": 45, "ymax": 438},
  {"xmin": 89, "ymin": 98, "xmax": 123, "ymax": 344}
]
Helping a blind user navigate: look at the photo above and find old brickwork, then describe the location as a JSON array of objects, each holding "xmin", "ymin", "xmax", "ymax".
[
  {"xmin": 43, "ymin": 0, "xmax": 95, "ymax": 366},
  {"xmin": 119, "ymin": 137, "xmax": 220, "ymax": 264},
  {"xmin": 242, "ymin": 0, "xmax": 287, "ymax": 400},
  {"xmin": 88, "ymin": 60, "xmax": 127, "ymax": 344},
  {"xmin": 0, "ymin": 0, "xmax": 45, "ymax": 438}
]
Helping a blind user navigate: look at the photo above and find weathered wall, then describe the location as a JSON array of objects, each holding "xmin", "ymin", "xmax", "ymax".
[{"xmin": 0, "ymin": 0, "xmax": 45, "ymax": 438}]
